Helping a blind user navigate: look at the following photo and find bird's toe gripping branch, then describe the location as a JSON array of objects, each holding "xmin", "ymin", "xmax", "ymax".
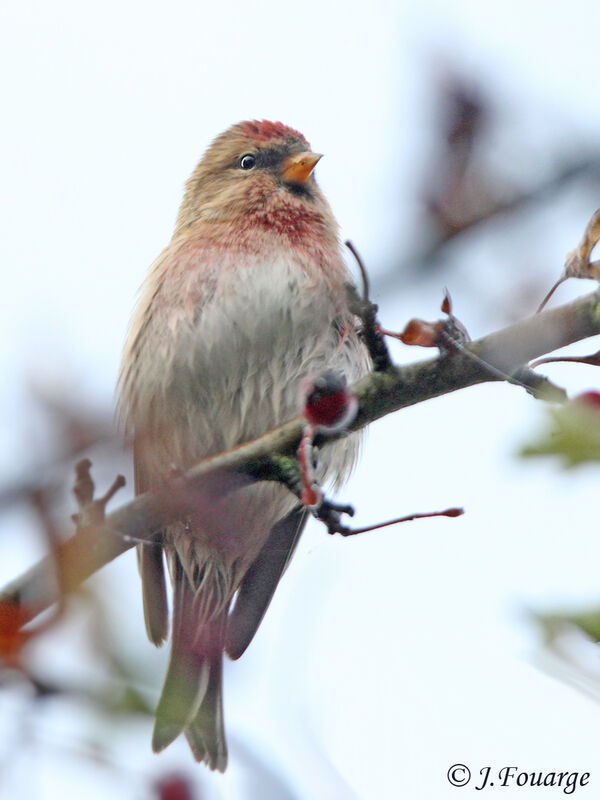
[
  {"xmin": 298, "ymin": 371, "xmax": 358, "ymax": 519},
  {"xmin": 298, "ymin": 373, "xmax": 464, "ymax": 537},
  {"xmin": 297, "ymin": 423, "xmax": 356, "ymax": 534}
]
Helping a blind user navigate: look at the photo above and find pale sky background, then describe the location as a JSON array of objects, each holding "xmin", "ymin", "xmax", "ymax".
[{"xmin": 2, "ymin": 1, "xmax": 600, "ymax": 798}]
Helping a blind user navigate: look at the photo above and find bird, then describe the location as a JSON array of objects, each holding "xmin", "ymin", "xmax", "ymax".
[{"xmin": 117, "ymin": 120, "xmax": 370, "ymax": 771}]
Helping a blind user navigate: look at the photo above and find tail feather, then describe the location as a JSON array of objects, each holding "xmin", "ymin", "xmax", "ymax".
[
  {"xmin": 138, "ymin": 543, "xmax": 169, "ymax": 646},
  {"xmin": 134, "ymin": 441, "xmax": 169, "ymax": 647},
  {"xmin": 184, "ymin": 643, "xmax": 227, "ymax": 771},
  {"xmin": 152, "ymin": 557, "xmax": 228, "ymax": 771}
]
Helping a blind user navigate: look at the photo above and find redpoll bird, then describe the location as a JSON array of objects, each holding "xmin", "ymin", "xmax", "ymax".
[{"xmin": 118, "ymin": 120, "xmax": 370, "ymax": 770}]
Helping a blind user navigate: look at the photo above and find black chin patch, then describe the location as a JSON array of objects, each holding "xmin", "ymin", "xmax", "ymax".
[{"xmin": 286, "ymin": 182, "xmax": 312, "ymax": 198}]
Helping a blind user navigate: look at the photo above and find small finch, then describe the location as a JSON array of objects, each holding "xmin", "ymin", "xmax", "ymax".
[{"xmin": 118, "ymin": 120, "xmax": 370, "ymax": 770}]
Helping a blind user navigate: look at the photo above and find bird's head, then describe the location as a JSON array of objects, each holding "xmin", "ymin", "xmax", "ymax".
[{"xmin": 174, "ymin": 120, "xmax": 329, "ymax": 235}]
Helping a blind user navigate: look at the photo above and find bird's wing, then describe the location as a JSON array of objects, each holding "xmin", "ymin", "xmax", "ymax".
[{"xmin": 225, "ymin": 506, "xmax": 307, "ymax": 660}]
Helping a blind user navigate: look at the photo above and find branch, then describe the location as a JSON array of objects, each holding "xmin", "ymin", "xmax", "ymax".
[
  {"xmin": 414, "ymin": 155, "xmax": 600, "ymax": 274},
  {"xmin": 4, "ymin": 288, "xmax": 600, "ymax": 623}
]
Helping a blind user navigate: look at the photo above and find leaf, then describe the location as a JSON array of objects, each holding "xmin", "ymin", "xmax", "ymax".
[
  {"xmin": 521, "ymin": 396, "xmax": 600, "ymax": 466},
  {"xmin": 105, "ymin": 684, "xmax": 155, "ymax": 716},
  {"xmin": 537, "ymin": 610, "xmax": 600, "ymax": 643},
  {"xmin": 0, "ymin": 602, "xmax": 32, "ymax": 667}
]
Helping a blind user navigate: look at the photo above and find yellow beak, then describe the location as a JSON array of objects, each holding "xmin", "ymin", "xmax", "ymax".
[{"xmin": 281, "ymin": 152, "xmax": 323, "ymax": 186}]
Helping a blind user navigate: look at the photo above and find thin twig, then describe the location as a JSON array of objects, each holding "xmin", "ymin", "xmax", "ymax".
[
  {"xmin": 344, "ymin": 240, "xmax": 393, "ymax": 372},
  {"xmin": 530, "ymin": 350, "xmax": 600, "ymax": 369},
  {"xmin": 378, "ymin": 154, "xmax": 600, "ymax": 291},
  {"xmin": 537, "ymin": 277, "xmax": 566, "ymax": 314},
  {"xmin": 339, "ymin": 507, "xmax": 464, "ymax": 537},
  {"xmin": 345, "ymin": 239, "xmax": 370, "ymax": 302}
]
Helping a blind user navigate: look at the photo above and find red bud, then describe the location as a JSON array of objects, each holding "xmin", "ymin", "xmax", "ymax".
[
  {"xmin": 573, "ymin": 391, "xmax": 600, "ymax": 410},
  {"xmin": 302, "ymin": 373, "xmax": 357, "ymax": 431}
]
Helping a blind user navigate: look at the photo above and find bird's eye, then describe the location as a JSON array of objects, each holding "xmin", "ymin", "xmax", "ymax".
[{"xmin": 239, "ymin": 154, "xmax": 256, "ymax": 170}]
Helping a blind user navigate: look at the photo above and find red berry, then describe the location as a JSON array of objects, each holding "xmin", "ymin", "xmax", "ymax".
[
  {"xmin": 153, "ymin": 774, "xmax": 195, "ymax": 800},
  {"xmin": 302, "ymin": 372, "xmax": 357, "ymax": 431},
  {"xmin": 573, "ymin": 391, "xmax": 600, "ymax": 410}
]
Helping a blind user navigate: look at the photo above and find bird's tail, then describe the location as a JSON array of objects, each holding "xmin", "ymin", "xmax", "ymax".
[{"xmin": 152, "ymin": 557, "xmax": 228, "ymax": 772}]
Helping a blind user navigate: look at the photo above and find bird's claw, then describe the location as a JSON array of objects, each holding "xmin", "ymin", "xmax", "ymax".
[{"xmin": 311, "ymin": 497, "xmax": 355, "ymax": 535}]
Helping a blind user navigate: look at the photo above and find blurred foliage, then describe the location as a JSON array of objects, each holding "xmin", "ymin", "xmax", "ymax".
[
  {"xmin": 521, "ymin": 393, "xmax": 600, "ymax": 466},
  {"xmin": 539, "ymin": 610, "xmax": 600, "ymax": 644},
  {"xmin": 522, "ymin": 394, "xmax": 600, "ymax": 685}
]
